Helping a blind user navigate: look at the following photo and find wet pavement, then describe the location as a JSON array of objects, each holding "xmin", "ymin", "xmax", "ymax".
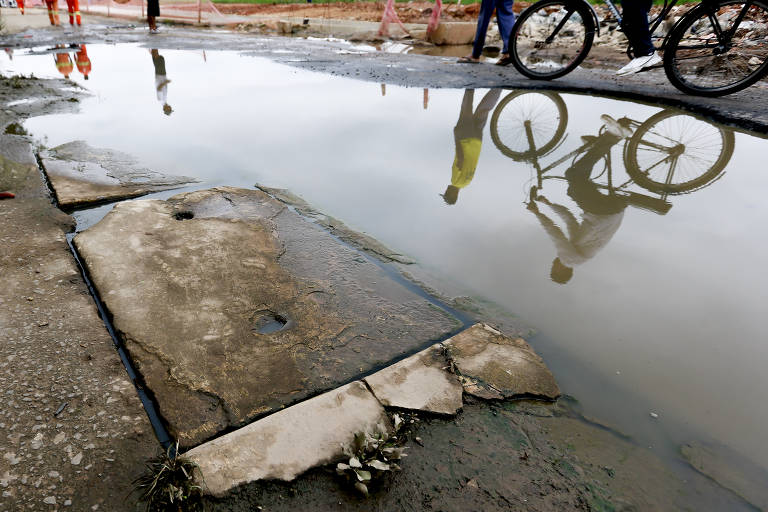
[{"xmin": 2, "ymin": 36, "xmax": 768, "ymax": 510}]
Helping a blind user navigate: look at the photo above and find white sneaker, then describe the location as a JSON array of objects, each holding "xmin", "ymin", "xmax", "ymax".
[
  {"xmin": 600, "ymin": 114, "xmax": 634, "ymax": 138},
  {"xmin": 616, "ymin": 51, "xmax": 662, "ymax": 76}
]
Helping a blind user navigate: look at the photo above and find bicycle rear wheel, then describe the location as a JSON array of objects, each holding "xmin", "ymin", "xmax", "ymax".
[
  {"xmin": 510, "ymin": 0, "xmax": 596, "ymax": 80},
  {"xmin": 664, "ymin": 0, "xmax": 768, "ymax": 96}
]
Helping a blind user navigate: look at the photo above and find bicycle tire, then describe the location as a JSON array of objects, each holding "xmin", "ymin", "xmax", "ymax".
[
  {"xmin": 663, "ymin": 0, "xmax": 768, "ymax": 96},
  {"xmin": 510, "ymin": 0, "xmax": 596, "ymax": 80},
  {"xmin": 490, "ymin": 91, "xmax": 569, "ymax": 160},
  {"xmin": 625, "ymin": 109, "xmax": 734, "ymax": 193}
]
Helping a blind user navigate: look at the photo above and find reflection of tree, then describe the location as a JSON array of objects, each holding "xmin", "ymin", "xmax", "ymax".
[{"xmin": 488, "ymin": 91, "xmax": 735, "ymax": 284}]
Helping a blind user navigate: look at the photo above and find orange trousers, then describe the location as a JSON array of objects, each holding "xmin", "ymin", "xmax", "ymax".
[
  {"xmin": 66, "ymin": 0, "xmax": 81, "ymax": 25},
  {"xmin": 45, "ymin": 0, "xmax": 60, "ymax": 25},
  {"xmin": 17, "ymin": 0, "xmax": 24, "ymax": 15}
]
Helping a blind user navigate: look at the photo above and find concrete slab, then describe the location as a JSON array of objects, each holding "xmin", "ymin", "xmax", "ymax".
[
  {"xmin": 364, "ymin": 344, "xmax": 463, "ymax": 415},
  {"xmin": 73, "ymin": 187, "xmax": 461, "ymax": 447},
  {"xmin": 186, "ymin": 381, "xmax": 390, "ymax": 496},
  {"xmin": 40, "ymin": 141, "xmax": 197, "ymax": 208},
  {"xmin": 427, "ymin": 22, "xmax": 476, "ymax": 45},
  {"xmin": 444, "ymin": 324, "xmax": 560, "ymax": 400}
]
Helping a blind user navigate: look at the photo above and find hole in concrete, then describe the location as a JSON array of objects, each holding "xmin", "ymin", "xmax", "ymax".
[
  {"xmin": 252, "ymin": 310, "xmax": 288, "ymax": 334},
  {"xmin": 174, "ymin": 211, "xmax": 194, "ymax": 221}
]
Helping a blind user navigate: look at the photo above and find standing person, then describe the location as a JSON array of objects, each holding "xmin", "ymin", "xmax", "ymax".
[
  {"xmin": 457, "ymin": 0, "xmax": 515, "ymax": 65},
  {"xmin": 147, "ymin": 0, "xmax": 159, "ymax": 32},
  {"xmin": 75, "ymin": 45, "xmax": 91, "ymax": 80},
  {"xmin": 45, "ymin": 0, "xmax": 60, "ymax": 25},
  {"xmin": 151, "ymin": 49, "xmax": 173, "ymax": 115},
  {"xmin": 65, "ymin": 0, "xmax": 81, "ymax": 26},
  {"xmin": 616, "ymin": 0, "xmax": 661, "ymax": 75},
  {"xmin": 442, "ymin": 88, "xmax": 501, "ymax": 205},
  {"xmin": 54, "ymin": 47, "xmax": 73, "ymax": 78}
]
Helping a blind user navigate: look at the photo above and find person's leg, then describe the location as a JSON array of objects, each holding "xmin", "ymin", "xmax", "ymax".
[
  {"xmin": 472, "ymin": 88, "xmax": 502, "ymax": 129},
  {"xmin": 45, "ymin": 0, "xmax": 55, "ymax": 24},
  {"xmin": 73, "ymin": 0, "xmax": 80, "ymax": 25},
  {"xmin": 53, "ymin": 0, "xmax": 59, "ymax": 24},
  {"xmin": 18, "ymin": 0, "xmax": 24, "ymax": 15},
  {"xmin": 66, "ymin": 0, "xmax": 74, "ymax": 25},
  {"xmin": 471, "ymin": 0, "xmax": 496, "ymax": 59},
  {"xmin": 495, "ymin": 0, "xmax": 515, "ymax": 55},
  {"xmin": 621, "ymin": 0, "xmax": 654, "ymax": 57}
]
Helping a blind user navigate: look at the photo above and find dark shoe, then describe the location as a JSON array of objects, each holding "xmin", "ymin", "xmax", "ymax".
[{"xmin": 496, "ymin": 55, "xmax": 514, "ymax": 66}]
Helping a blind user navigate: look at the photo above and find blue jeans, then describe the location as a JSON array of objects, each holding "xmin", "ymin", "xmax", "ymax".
[
  {"xmin": 621, "ymin": 0, "xmax": 654, "ymax": 56},
  {"xmin": 472, "ymin": 0, "xmax": 516, "ymax": 58}
]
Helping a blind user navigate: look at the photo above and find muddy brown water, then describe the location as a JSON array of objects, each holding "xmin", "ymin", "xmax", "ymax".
[{"xmin": 4, "ymin": 44, "xmax": 768, "ymax": 507}]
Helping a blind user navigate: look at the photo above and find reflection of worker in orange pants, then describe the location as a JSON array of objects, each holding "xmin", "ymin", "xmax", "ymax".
[
  {"xmin": 66, "ymin": 0, "xmax": 81, "ymax": 26},
  {"xmin": 54, "ymin": 48, "xmax": 74, "ymax": 79},
  {"xmin": 17, "ymin": 0, "xmax": 25, "ymax": 15},
  {"xmin": 75, "ymin": 45, "xmax": 91, "ymax": 80},
  {"xmin": 45, "ymin": 0, "xmax": 60, "ymax": 25}
]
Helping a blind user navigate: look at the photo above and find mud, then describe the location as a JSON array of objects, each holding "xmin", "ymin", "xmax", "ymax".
[
  {"xmin": 0, "ymin": 79, "xmax": 156, "ymax": 510},
  {"xmin": 206, "ymin": 399, "xmax": 753, "ymax": 512}
]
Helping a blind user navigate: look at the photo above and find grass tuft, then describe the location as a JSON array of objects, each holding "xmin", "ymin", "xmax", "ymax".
[{"xmin": 133, "ymin": 441, "xmax": 205, "ymax": 512}]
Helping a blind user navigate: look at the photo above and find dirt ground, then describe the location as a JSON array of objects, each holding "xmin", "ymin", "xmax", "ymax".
[{"xmin": 206, "ymin": 2, "xmax": 516, "ymax": 22}]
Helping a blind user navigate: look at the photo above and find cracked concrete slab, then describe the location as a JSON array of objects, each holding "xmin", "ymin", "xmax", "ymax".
[
  {"xmin": 444, "ymin": 324, "xmax": 560, "ymax": 400},
  {"xmin": 364, "ymin": 344, "xmax": 463, "ymax": 415},
  {"xmin": 73, "ymin": 186, "xmax": 462, "ymax": 447},
  {"xmin": 40, "ymin": 141, "xmax": 197, "ymax": 208},
  {"xmin": 186, "ymin": 381, "xmax": 390, "ymax": 496}
]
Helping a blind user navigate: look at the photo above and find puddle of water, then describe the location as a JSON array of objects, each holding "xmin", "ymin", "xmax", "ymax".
[{"xmin": 4, "ymin": 44, "xmax": 768, "ymax": 505}]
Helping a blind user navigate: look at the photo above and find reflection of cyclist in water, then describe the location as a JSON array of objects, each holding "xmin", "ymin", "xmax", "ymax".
[
  {"xmin": 442, "ymin": 89, "xmax": 501, "ymax": 205},
  {"xmin": 528, "ymin": 115, "xmax": 633, "ymax": 284}
]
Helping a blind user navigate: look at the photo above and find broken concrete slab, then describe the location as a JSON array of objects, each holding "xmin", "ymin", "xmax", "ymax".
[
  {"xmin": 444, "ymin": 324, "xmax": 560, "ymax": 400},
  {"xmin": 364, "ymin": 344, "xmax": 463, "ymax": 415},
  {"xmin": 427, "ymin": 22, "xmax": 476, "ymax": 45},
  {"xmin": 73, "ymin": 186, "xmax": 461, "ymax": 447},
  {"xmin": 258, "ymin": 186, "xmax": 416, "ymax": 264},
  {"xmin": 187, "ymin": 381, "xmax": 390, "ymax": 496},
  {"xmin": 40, "ymin": 140, "xmax": 197, "ymax": 208},
  {"xmin": 681, "ymin": 441, "xmax": 768, "ymax": 510}
]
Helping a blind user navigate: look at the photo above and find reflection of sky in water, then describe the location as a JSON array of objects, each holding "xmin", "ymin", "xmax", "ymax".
[{"xmin": 4, "ymin": 44, "xmax": 768, "ymax": 473}]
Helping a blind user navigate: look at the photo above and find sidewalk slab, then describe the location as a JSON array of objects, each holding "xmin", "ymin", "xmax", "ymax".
[
  {"xmin": 40, "ymin": 141, "xmax": 197, "ymax": 208},
  {"xmin": 444, "ymin": 324, "xmax": 560, "ymax": 400},
  {"xmin": 73, "ymin": 187, "xmax": 461, "ymax": 447},
  {"xmin": 186, "ymin": 381, "xmax": 390, "ymax": 496},
  {"xmin": 364, "ymin": 343, "xmax": 463, "ymax": 415}
]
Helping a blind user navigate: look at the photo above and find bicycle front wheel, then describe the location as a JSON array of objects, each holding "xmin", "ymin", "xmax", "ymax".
[
  {"xmin": 510, "ymin": 0, "xmax": 596, "ymax": 80},
  {"xmin": 664, "ymin": 0, "xmax": 768, "ymax": 96}
]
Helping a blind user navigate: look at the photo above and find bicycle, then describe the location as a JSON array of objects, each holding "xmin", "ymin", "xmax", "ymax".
[
  {"xmin": 508, "ymin": 0, "xmax": 768, "ymax": 96},
  {"xmin": 489, "ymin": 91, "xmax": 735, "ymax": 202}
]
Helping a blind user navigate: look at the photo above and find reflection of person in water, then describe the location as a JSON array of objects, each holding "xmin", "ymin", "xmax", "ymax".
[
  {"xmin": 442, "ymin": 89, "xmax": 501, "ymax": 205},
  {"xmin": 75, "ymin": 45, "xmax": 91, "ymax": 80},
  {"xmin": 528, "ymin": 116, "xmax": 633, "ymax": 284},
  {"xmin": 151, "ymin": 49, "xmax": 173, "ymax": 116},
  {"xmin": 54, "ymin": 47, "xmax": 73, "ymax": 79}
]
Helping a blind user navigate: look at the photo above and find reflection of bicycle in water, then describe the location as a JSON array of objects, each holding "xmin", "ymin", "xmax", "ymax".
[{"xmin": 489, "ymin": 90, "xmax": 735, "ymax": 282}]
